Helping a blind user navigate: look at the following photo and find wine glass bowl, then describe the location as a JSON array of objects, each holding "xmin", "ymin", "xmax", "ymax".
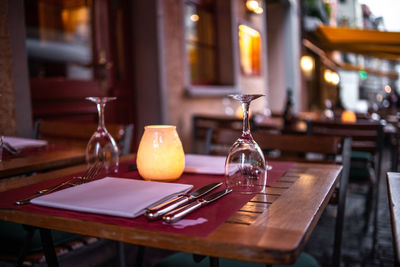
[
  {"xmin": 85, "ymin": 97, "xmax": 119, "ymax": 173},
  {"xmin": 225, "ymin": 94, "xmax": 267, "ymax": 193}
]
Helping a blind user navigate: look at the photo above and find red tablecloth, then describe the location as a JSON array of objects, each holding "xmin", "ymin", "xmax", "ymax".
[{"xmin": 0, "ymin": 161, "xmax": 294, "ymax": 237}]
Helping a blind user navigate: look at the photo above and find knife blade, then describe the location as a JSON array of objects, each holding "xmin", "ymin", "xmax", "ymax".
[
  {"xmin": 145, "ymin": 182, "xmax": 222, "ymax": 221},
  {"xmin": 163, "ymin": 189, "xmax": 232, "ymax": 224}
]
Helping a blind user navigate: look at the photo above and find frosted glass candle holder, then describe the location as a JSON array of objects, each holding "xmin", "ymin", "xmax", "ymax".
[{"xmin": 136, "ymin": 125, "xmax": 185, "ymax": 181}]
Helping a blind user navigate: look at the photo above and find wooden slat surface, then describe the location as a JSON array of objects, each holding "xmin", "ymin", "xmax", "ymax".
[
  {"xmin": 387, "ymin": 172, "xmax": 400, "ymax": 266},
  {"xmin": 0, "ymin": 155, "xmax": 341, "ymax": 265}
]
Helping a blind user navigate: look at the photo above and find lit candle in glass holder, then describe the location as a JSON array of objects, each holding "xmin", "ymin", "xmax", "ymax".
[{"xmin": 136, "ymin": 125, "xmax": 185, "ymax": 181}]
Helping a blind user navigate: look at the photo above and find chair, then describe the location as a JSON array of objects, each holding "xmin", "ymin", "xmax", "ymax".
[
  {"xmin": 308, "ymin": 120, "xmax": 384, "ymax": 251},
  {"xmin": 192, "ymin": 114, "xmax": 255, "ymax": 154},
  {"xmin": 156, "ymin": 129, "xmax": 351, "ymax": 267},
  {"xmin": 34, "ymin": 120, "xmax": 134, "ymax": 155},
  {"xmin": 254, "ymin": 113, "xmax": 310, "ymax": 135}
]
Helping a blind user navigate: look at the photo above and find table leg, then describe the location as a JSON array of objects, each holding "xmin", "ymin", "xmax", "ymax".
[
  {"xmin": 209, "ymin": 256, "xmax": 219, "ymax": 267},
  {"xmin": 39, "ymin": 228, "xmax": 59, "ymax": 267},
  {"xmin": 135, "ymin": 245, "xmax": 145, "ymax": 267},
  {"xmin": 16, "ymin": 225, "xmax": 36, "ymax": 267},
  {"xmin": 118, "ymin": 242, "xmax": 126, "ymax": 267}
]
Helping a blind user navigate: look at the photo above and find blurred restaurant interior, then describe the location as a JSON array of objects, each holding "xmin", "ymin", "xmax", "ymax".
[
  {"xmin": 1, "ymin": 0, "xmax": 400, "ymax": 266},
  {"xmin": 1, "ymin": 0, "xmax": 400, "ymax": 150}
]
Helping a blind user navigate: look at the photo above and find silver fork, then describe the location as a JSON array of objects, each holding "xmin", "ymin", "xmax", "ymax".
[
  {"xmin": 37, "ymin": 162, "xmax": 103, "ymax": 194},
  {"xmin": 15, "ymin": 162, "xmax": 103, "ymax": 206}
]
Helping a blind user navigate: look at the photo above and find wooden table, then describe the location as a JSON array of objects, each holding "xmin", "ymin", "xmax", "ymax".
[
  {"xmin": 0, "ymin": 146, "xmax": 85, "ymax": 180},
  {"xmin": 387, "ymin": 172, "xmax": 400, "ymax": 266},
  {"xmin": 0, "ymin": 155, "xmax": 342, "ymax": 265}
]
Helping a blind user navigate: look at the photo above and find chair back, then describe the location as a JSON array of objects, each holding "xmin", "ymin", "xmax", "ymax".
[
  {"xmin": 211, "ymin": 128, "xmax": 347, "ymax": 162},
  {"xmin": 192, "ymin": 114, "xmax": 255, "ymax": 154},
  {"xmin": 35, "ymin": 120, "xmax": 134, "ymax": 155},
  {"xmin": 308, "ymin": 120, "xmax": 384, "ymax": 154},
  {"xmin": 308, "ymin": 120, "xmax": 384, "ymax": 180}
]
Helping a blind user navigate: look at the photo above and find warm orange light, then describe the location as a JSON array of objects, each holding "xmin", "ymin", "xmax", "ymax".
[
  {"xmin": 254, "ymin": 7, "xmax": 264, "ymax": 14},
  {"xmin": 324, "ymin": 69, "xmax": 332, "ymax": 83},
  {"xmin": 246, "ymin": 0, "xmax": 263, "ymax": 14},
  {"xmin": 235, "ymin": 106, "xmax": 252, "ymax": 119},
  {"xmin": 300, "ymin": 56, "xmax": 314, "ymax": 72},
  {"xmin": 246, "ymin": 0, "xmax": 259, "ymax": 11},
  {"xmin": 238, "ymin": 25, "xmax": 261, "ymax": 75},
  {"xmin": 190, "ymin": 14, "xmax": 199, "ymax": 22},
  {"xmin": 324, "ymin": 69, "xmax": 340, "ymax": 85},
  {"xmin": 385, "ymin": 85, "xmax": 392, "ymax": 94},
  {"xmin": 330, "ymin": 72, "xmax": 340, "ymax": 85},
  {"xmin": 137, "ymin": 125, "xmax": 185, "ymax": 181},
  {"xmin": 341, "ymin": 110, "xmax": 357, "ymax": 123}
]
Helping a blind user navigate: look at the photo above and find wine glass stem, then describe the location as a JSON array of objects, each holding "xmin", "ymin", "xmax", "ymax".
[
  {"xmin": 241, "ymin": 102, "xmax": 251, "ymax": 136},
  {"xmin": 96, "ymin": 102, "xmax": 106, "ymax": 130}
]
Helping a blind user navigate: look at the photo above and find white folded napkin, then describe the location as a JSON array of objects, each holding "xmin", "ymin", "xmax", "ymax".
[
  {"xmin": 184, "ymin": 154, "xmax": 226, "ymax": 175},
  {"xmin": 31, "ymin": 177, "xmax": 193, "ymax": 218},
  {"xmin": 3, "ymin": 136, "xmax": 48, "ymax": 150}
]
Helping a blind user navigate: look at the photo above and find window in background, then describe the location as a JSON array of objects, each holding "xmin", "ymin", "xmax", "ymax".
[
  {"xmin": 25, "ymin": 0, "xmax": 93, "ymax": 80},
  {"xmin": 185, "ymin": 0, "xmax": 217, "ymax": 85},
  {"xmin": 239, "ymin": 24, "xmax": 261, "ymax": 76}
]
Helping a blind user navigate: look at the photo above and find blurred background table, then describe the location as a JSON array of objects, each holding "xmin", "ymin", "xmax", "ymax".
[{"xmin": 0, "ymin": 145, "xmax": 85, "ymax": 183}]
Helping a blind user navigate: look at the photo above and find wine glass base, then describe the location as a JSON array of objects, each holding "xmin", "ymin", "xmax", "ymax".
[
  {"xmin": 229, "ymin": 94, "xmax": 264, "ymax": 103},
  {"xmin": 142, "ymin": 177, "xmax": 180, "ymax": 182}
]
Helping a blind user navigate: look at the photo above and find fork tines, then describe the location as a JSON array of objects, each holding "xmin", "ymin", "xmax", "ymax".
[
  {"xmin": 37, "ymin": 161, "xmax": 103, "ymax": 194},
  {"xmin": 82, "ymin": 161, "xmax": 103, "ymax": 182}
]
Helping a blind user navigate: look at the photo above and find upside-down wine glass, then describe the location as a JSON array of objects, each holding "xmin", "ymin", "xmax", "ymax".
[
  {"xmin": 225, "ymin": 94, "xmax": 267, "ymax": 193},
  {"xmin": 86, "ymin": 97, "xmax": 119, "ymax": 173}
]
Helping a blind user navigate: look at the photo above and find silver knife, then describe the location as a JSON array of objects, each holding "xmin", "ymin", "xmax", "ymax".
[
  {"xmin": 145, "ymin": 182, "xmax": 222, "ymax": 221},
  {"xmin": 163, "ymin": 189, "xmax": 232, "ymax": 224}
]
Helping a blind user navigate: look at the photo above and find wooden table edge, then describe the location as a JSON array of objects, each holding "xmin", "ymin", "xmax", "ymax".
[
  {"xmin": 387, "ymin": 172, "xmax": 400, "ymax": 266},
  {"xmin": 0, "ymin": 158, "xmax": 341, "ymax": 265}
]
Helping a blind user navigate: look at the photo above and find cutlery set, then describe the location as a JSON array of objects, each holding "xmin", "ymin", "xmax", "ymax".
[
  {"xmin": 145, "ymin": 182, "xmax": 231, "ymax": 224},
  {"xmin": 14, "ymin": 164, "xmax": 231, "ymax": 223}
]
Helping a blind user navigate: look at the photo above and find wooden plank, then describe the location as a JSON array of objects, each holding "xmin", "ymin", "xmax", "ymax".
[
  {"xmin": 268, "ymin": 181, "xmax": 291, "ymax": 189},
  {"xmin": 265, "ymin": 187, "xmax": 287, "ymax": 195},
  {"xmin": 251, "ymin": 194, "xmax": 280, "ymax": 204},
  {"xmin": 387, "ymin": 172, "xmax": 400, "ymax": 266},
  {"xmin": 226, "ymin": 211, "xmax": 261, "ymax": 225},
  {"xmin": 240, "ymin": 202, "xmax": 269, "ymax": 213},
  {"xmin": 277, "ymin": 176, "xmax": 299, "ymax": 183}
]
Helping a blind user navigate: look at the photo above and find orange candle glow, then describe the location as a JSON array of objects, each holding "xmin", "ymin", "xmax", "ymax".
[{"xmin": 136, "ymin": 125, "xmax": 185, "ymax": 181}]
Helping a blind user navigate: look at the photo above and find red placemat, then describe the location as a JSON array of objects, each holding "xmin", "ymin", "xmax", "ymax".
[{"xmin": 0, "ymin": 161, "xmax": 294, "ymax": 238}]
